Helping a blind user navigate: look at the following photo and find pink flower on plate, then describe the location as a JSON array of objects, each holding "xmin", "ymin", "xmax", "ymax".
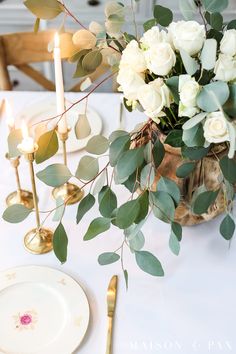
[{"xmin": 13, "ymin": 310, "xmax": 38, "ymax": 331}]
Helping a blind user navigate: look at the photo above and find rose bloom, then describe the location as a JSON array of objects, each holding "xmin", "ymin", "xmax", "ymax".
[
  {"xmin": 119, "ymin": 40, "xmax": 147, "ymax": 73},
  {"xmin": 144, "ymin": 42, "xmax": 176, "ymax": 76},
  {"xmin": 140, "ymin": 26, "xmax": 168, "ymax": 48},
  {"xmin": 220, "ymin": 29, "xmax": 236, "ymax": 56},
  {"xmin": 168, "ymin": 21, "xmax": 205, "ymax": 56},
  {"xmin": 138, "ymin": 78, "xmax": 172, "ymax": 121},
  {"xmin": 214, "ymin": 54, "xmax": 236, "ymax": 82},
  {"xmin": 117, "ymin": 67, "xmax": 145, "ymax": 101},
  {"xmin": 203, "ymin": 112, "xmax": 230, "ymax": 144},
  {"xmin": 179, "ymin": 75, "xmax": 200, "ymax": 117}
]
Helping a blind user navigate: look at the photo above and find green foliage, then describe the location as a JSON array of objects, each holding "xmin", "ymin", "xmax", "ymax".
[
  {"xmin": 92, "ymin": 171, "xmax": 106, "ymax": 195},
  {"xmin": 182, "ymin": 146, "xmax": 210, "ymax": 160},
  {"xmin": 116, "ymin": 200, "xmax": 140, "ymax": 229},
  {"xmin": 220, "ymin": 214, "xmax": 235, "ymax": 240},
  {"xmin": 150, "ymin": 191, "xmax": 175, "ymax": 223},
  {"xmin": 182, "ymin": 113, "xmax": 207, "ymax": 130},
  {"xmin": 179, "ymin": 0, "xmax": 197, "ymax": 20},
  {"xmin": 197, "ymin": 81, "xmax": 230, "ymax": 112},
  {"xmin": 135, "ymin": 251, "xmax": 164, "ymax": 276},
  {"xmin": 127, "ymin": 230, "xmax": 145, "ymax": 252},
  {"xmin": 154, "ymin": 5, "xmax": 173, "ymax": 27},
  {"xmin": 223, "ymin": 84, "xmax": 236, "ymax": 118},
  {"xmin": 7, "ymin": 129, "xmax": 22, "ymax": 158},
  {"xmin": 75, "ymin": 156, "xmax": 99, "ymax": 181},
  {"xmin": 76, "ymin": 193, "xmax": 95, "ymax": 224},
  {"xmin": 53, "ymin": 222, "xmax": 68, "ymax": 263},
  {"xmin": 206, "ymin": 12, "xmax": 223, "ymax": 31},
  {"xmin": 140, "ymin": 163, "xmax": 155, "ymax": 189},
  {"xmin": 143, "ymin": 19, "xmax": 156, "ymax": 31},
  {"xmin": 169, "ymin": 231, "xmax": 180, "ymax": 256},
  {"xmin": 165, "ymin": 130, "xmax": 183, "ymax": 147},
  {"xmin": 176, "ymin": 162, "xmax": 195, "ymax": 178},
  {"xmin": 182, "ymin": 123, "xmax": 205, "ymax": 148},
  {"xmin": 152, "ymin": 139, "xmax": 165, "ymax": 168},
  {"xmin": 35, "ymin": 130, "xmax": 58, "ymax": 164},
  {"xmin": 180, "ymin": 49, "xmax": 199, "ymax": 75},
  {"xmin": 220, "ymin": 156, "xmax": 236, "ymax": 184},
  {"xmin": 98, "ymin": 252, "xmax": 120, "ymax": 265},
  {"xmin": 3, "ymin": 204, "xmax": 31, "ymax": 223},
  {"xmin": 124, "ymin": 32, "xmax": 136, "ymax": 42},
  {"xmin": 109, "ymin": 134, "xmax": 130, "ymax": 167},
  {"xmin": 166, "ymin": 77, "xmax": 180, "ymax": 104},
  {"xmin": 84, "ymin": 217, "xmax": 111, "ymax": 240},
  {"xmin": 227, "ymin": 20, "xmax": 236, "ymax": 29},
  {"xmin": 200, "ymin": 39, "xmax": 217, "ymax": 70},
  {"xmin": 73, "ymin": 50, "xmax": 95, "ymax": 78},
  {"xmin": 192, "ymin": 189, "xmax": 219, "ymax": 214},
  {"xmin": 85, "ymin": 135, "xmax": 109, "ymax": 155},
  {"xmin": 52, "ymin": 197, "xmax": 65, "ymax": 222},
  {"xmin": 82, "ymin": 50, "xmax": 103, "ymax": 72},
  {"xmin": 99, "ymin": 186, "xmax": 117, "ymax": 218},
  {"xmin": 109, "ymin": 130, "xmax": 128, "ymax": 143},
  {"xmin": 117, "ymin": 146, "xmax": 144, "ymax": 180},
  {"xmin": 135, "ymin": 191, "xmax": 149, "ymax": 224},
  {"xmin": 24, "ymin": 0, "xmax": 64, "ymax": 20},
  {"xmin": 202, "ymin": 0, "xmax": 228, "ymax": 13},
  {"xmin": 157, "ymin": 177, "xmax": 181, "ymax": 206},
  {"xmin": 207, "ymin": 29, "xmax": 223, "ymax": 44},
  {"xmin": 171, "ymin": 221, "xmax": 182, "ymax": 241},
  {"xmin": 36, "ymin": 164, "xmax": 72, "ymax": 187}
]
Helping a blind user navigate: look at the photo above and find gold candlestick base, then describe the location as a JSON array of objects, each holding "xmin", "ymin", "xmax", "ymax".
[
  {"xmin": 52, "ymin": 183, "xmax": 84, "ymax": 205},
  {"xmin": 6, "ymin": 190, "xmax": 34, "ymax": 209},
  {"xmin": 24, "ymin": 227, "xmax": 53, "ymax": 255}
]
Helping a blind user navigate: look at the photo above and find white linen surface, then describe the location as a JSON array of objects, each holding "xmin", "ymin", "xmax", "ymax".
[{"xmin": 0, "ymin": 91, "xmax": 235, "ymax": 354}]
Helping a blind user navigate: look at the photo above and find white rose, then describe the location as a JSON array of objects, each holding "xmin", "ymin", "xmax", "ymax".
[
  {"xmin": 138, "ymin": 78, "xmax": 171, "ymax": 120},
  {"xmin": 178, "ymin": 75, "xmax": 200, "ymax": 117},
  {"xmin": 144, "ymin": 42, "xmax": 176, "ymax": 76},
  {"xmin": 120, "ymin": 40, "xmax": 147, "ymax": 73},
  {"xmin": 214, "ymin": 54, "xmax": 236, "ymax": 82},
  {"xmin": 220, "ymin": 29, "xmax": 236, "ymax": 56},
  {"xmin": 203, "ymin": 112, "xmax": 230, "ymax": 144},
  {"xmin": 140, "ymin": 26, "xmax": 168, "ymax": 49},
  {"xmin": 117, "ymin": 67, "xmax": 145, "ymax": 101},
  {"xmin": 168, "ymin": 21, "xmax": 205, "ymax": 56}
]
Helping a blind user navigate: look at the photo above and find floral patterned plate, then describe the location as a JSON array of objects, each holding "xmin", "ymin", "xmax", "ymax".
[{"xmin": 0, "ymin": 266, "xmax": 90, "ymax": 354}]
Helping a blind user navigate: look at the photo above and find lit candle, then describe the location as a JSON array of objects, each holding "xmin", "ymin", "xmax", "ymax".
[
  {"xmin": 5, "ymin": 99, "xmax": 15, "ymax": 131},
  {"xmin": 18, "ymin": 120, "xmax": 36, "ymax": 154},
  {"xmin": 54, "ymin": 32, "xmax": 67, "ymax": 134}
]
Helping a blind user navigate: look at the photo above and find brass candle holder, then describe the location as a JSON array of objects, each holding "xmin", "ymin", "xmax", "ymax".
[
  {"xmin": 19, "ymin": 146, "xmax": 53, "ymax": 255},
  {"xmin": 52, "ymin": 129, "xmax": 84, "ymax": 205},
  {"xmin": 5, "ymin": 154, "xmax": 34, "ymax": 209}
]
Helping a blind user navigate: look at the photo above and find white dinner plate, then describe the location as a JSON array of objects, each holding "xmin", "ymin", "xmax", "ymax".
[
  {"xmin": 0, "ymin": 266, "xmax": 90, "ymax": 354},
  {"xmin": 17, "ymin": 98, "xmax": 103, "ymax": 154}
]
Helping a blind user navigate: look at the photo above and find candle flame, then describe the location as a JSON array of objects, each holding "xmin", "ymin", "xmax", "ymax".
[
  {"xmin": 54, "ymin": 32, "xmax": 60, "ymax": 48},
  {"xmin": 5, "ymin": 99, "xmax": 15, "ymax": 128},
  {"xmin": 21, "ymin": 120, "xmax": 29, "ymax": 139}
]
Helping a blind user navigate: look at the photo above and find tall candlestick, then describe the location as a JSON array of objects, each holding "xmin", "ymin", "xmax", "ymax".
[
  {"xmin": 5, "ymin": 99, "xmax": 15, "ymax": 131},
  {"xmin": 54, "ymin": 32, "xmax": 67, "ymax": 134}
]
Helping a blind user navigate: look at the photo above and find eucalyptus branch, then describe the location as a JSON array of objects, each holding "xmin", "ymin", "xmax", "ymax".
[
  {"xmin": 130, "ymin": 0, "xmax": 138, "ymax": 38},
  {"xmin": 198, "ymin": 3, "xmax": 208, "ymax": 33},
  {"xmin": 61, "ymin": 2, "xmax": 87, "ymax": 29}
]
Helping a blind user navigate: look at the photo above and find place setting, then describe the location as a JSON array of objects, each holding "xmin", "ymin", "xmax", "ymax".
[{"xmin": 0, "ymin": 0, "xmax": 236, "ymax": 353}]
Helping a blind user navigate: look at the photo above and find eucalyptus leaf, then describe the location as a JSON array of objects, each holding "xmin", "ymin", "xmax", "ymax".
[
  {"xmin": 183, "ymin": 123, "xmax": 205, "ymax": 147},
  {"xmin": 124, "ymin": 269, "xmax": 129, "ymax": 290},
  {"xmin": 200, "ymin": 39, "xmax": 217, "ymax": 70},
  {"xmin": 220, "ymin": 214, "xmax": 235, "ymax": 240},
  {"xmin": 109, "ymin": 134, "xmax": 130, "ymax": 167},
  {"xmin": 227, "ymin": 122, "xmax": 236, "ymax": 159},
  {"xmin": 154, "ymin": 5, "xmax": 173, "ymax": 27},
  {"xmin": 75, "ymin": 156, "xmax": 99, "ymax": 181},
  {"xmin": 182, "ymin": 113, "xmax": 207, "ymax": 130},
  {"xmin": 98, "ymin": 252, "xmax": 120, "ymax": 265},
  {"xmin": 152, "ymin": 139, "xmax": 165, "ymax": 168},
  {"xmin": 7, "ymin": 129, "xmax": 22, "ymax": 158},
  {"xmin": 223, "ymin": 84, "xmax": 236, "ymax": 118},
  {"xmin": 180, "ymin": 48, "xmax": 199, "ymax": 75},
  {"xmin": 192, "ymin": 189, "xmax": 219, "ymax": 215},
  {"xmin": 75, "ymin": 114, "xmax": 91, "ymax": 139},
  {"xmin": 150, "ymin": 191, "xmax": 175, "ymax": 223},
  {"xmin": 157, "ymin": 177, "xmax": 181, "ymax": 206},
  {"xmin": 82, "ymin": 50, "xmax": 103, "ymax": 72},
  {"xmin": 99, "ymin": 186, "xmax": 117, "ymax": 218},
  {"xmin": 116, "ymin": 200, "xmax": 140, "ymax": 229},
  {"xmin": 220, "ymin": 156, "xmax": 236, "ymax": 184},
  {"xmin": 140, "ymin": 163, "xmax": 155, "ymax": 189},
  {"xmin": 52, "ymin": 197, "xmax": 65, "ymax": 222},
  {"xmin": 171, "ymin": 221, "xmax": 182, "ymax": 241},
  {"xmin": 69, "ymin": 49, "xmax": 91, "ymax": 63},
  {"xmin": 182, "ymin": 146, "xmax": 210, "ymax": 160},
  {"xmin": 165, "ymin": 130, "xmax": 183, "ymax": 147},
  {"xmin": 53, "ymin": 222, "xmax": 68, "ymax": 263},
  {"xmin": 84, "ymin": 217, "xmax": 111, "ymax": 240},
  {"xmin": 86, "ymin": 135, "xmax": 109, "ymax": 155},
  {"xmin": 35, "ymin": 130, "xmax": 58, "ymax": 164},
  {"xmin": 179, "ymin": 0, "xmax": 197, "ymax": 20},
  {"xmin": 76, "ymin": 193, "xmax": 95, "ymax": 224},
  {"xmin": 169, "ymin": 232, "xmax": 180, "ymax": 256},
  {"xmin": 176, "ymin": 162, "xmax": 195, "ymax": 178},
  {"xmin": 227, "ymin": 20, "xmax": 236, "ymax": 29},
  {"xmin": 117, "ymin": 146, "xmax": 144, "ymax": 180},
  {"xmin": 109, "ymin": 130, "xmax": 128, "ymax": 143},
  {"xmin": 166, "ymin": 76, "xmax": 180, "ymax": 104},
  {"xmin": 209, "ymin": 12, "xmax": 223, "ymax": 30},
  {"xmin": 135, "ymin": 251, "xmax": 164, "ymax": 277},
  {"xmin": 92, "ymin": 170, "xmax": 106, "ymax": 195},
  {"xmin": 24, "ymin": 0, "xmax": 64, "ymax": 20},
  {"xmin": 197, "ymin": 81, "xmax": 230, "ymax": 112},
  {"xmin": 135, "ymin": 191, "xmax": 149, "ymax": 224},
  {"xmin": 202, "ymin": 0, "xmax": 228, "ymax": 13},
  {"xmin": 36, "ymin": 164, "xmax": 72, "ymax": 187},
  {"xmin": 128, "ymin": 230, "xmax": 145, "ymax": 252},
  {"xmin": 143, "ymin": 19, "xmax": 156, "ymax": 31},
  {"xmin": 3, "ymin": 204, "xmax": 31, "ymax": 223}
]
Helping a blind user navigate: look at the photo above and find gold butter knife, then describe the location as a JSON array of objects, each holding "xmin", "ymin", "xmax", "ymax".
[{"xmin": 106, "ymin": 275, "xmax": 118, "ymax": 354}]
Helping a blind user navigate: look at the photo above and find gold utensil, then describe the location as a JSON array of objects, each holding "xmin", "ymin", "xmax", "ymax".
[
  {"xmin": 0, "ymin": 99, "xmax": 5, "ymax": 118},
  {"xmin": 106, "ymin": 275, "xmax": 118, "ymax": 354}
]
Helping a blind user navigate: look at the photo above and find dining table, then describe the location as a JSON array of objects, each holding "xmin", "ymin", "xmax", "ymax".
[{"xmin": 0, "ymin": 91, "xmax": 235, "ymax": 354}]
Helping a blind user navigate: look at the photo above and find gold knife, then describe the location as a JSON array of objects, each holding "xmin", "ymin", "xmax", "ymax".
[{"xmin": 106, "ymin": 275, "xmax": 118, "ymax": 354}]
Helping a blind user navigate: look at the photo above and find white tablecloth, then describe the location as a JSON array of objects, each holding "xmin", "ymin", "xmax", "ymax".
[{"xmin": 0, "ymin": 91, "xmax": 235, "ymax": 354}]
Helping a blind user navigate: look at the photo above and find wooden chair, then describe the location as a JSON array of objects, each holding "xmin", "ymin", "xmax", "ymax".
[{"xmin": 0, "ymin": 31, "xmax": 110, "ymax": 92}]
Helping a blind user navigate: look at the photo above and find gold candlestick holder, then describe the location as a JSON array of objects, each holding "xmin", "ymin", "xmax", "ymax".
[
  {"xmin": 5, "ymin": 154, "xmax": 34, "ymax": 209},
  {"xmin": 52, "ymin": 129, "xmax": 84, "ymax": 205},
  {"xmin": 19, "ymin": 146, "xmax": 53, "ymax": 255}
]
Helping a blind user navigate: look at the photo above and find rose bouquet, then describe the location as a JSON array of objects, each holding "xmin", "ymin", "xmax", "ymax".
[{"xmin": 3, "ymin": 0, "xmax": 236, "ymax": 281}]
